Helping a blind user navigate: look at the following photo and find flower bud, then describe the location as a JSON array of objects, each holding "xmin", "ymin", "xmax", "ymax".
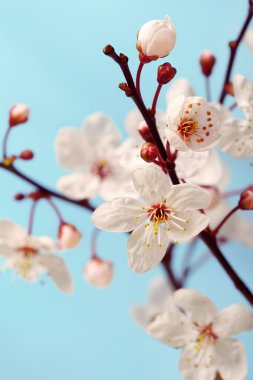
[
  {"xmin": 19, "ymin": 150, "xmax": 34, "ymax": 160},
  {"xmin": 225, "ymin": 82, "xmax": 234, "ymax": 96},
  {"xmin": 9, "ymin": 103, "xmax": 29, "ymax": 127},
  {"xmin": 138, "ymin": 121, "xmax": 154, "ymax": 143},
  {"xmin": 14, "ymin": 193, "xmax": 25, "ymax": 201},
  {"xmin": 84, "ymin": 257, "xmax": 113, "ymax": 288},
  {"xmin": 157, "ymin": 63, "xmax": 177, "ymax": 84},
  {"xmin": 58, "ymin": 222, "xmax": 82, "ymax": 249},
  {"xmin": 239, "ymin": 187, "xmax": 253, "ymax": 210},
  {"xmin": 199, "ymin": 50, "xmax": 216, "ymax": 77},
  {"xmin": 137, "ymin": 16, "xmax": 176, "ymax": 62},
  {"xmin": 140, "ymin": 142, "xmax": 159, "ymax": 162}
]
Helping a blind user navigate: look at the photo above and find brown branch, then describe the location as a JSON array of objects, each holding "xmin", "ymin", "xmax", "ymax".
[
  {"xmin": 219, "ymin": 0, "xmax": 253, "ymax": 104},
  {"xmin": 0, "ymin": 163, "xmax": 95, "ymax": 212},
  {"xmin": 103, "ymin": 45, "xmax": 180, "ymax": 185},
  {"xmin": 162, "ymin": 244, "xmax": 182, "ymax": 290}
]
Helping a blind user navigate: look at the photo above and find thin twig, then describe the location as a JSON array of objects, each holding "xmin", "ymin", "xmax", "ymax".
[{"xmin": 211, "ymin": 206, "xmax": 239, "ymax": 236}]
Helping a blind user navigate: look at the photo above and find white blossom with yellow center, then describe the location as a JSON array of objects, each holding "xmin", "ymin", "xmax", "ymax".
[{"xmin": 92, "ymin": 167, "xmax": 210, "ymax": 273}]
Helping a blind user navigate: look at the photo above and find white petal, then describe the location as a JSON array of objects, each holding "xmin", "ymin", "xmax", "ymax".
[
  {"xmin": 148, "ymin": 276, "xmax": 175, "ymax": 305},
  {"xmin": 244, "ymin": 28, "xmax": 253, "ymax": 52},
  {"xmin": 176, "ymin": 150, "xmax": 209, "ymax": 180},
  {"xmin": 55, "ymin": 127, "xmax": 92, "ymax": 170},
  {"xmin": 131, "ymin": 305, "xmax": 161, "ymax": 329},
  {"xmin": 213, "ymin": 304, "xmax": 253, "ymax": 338},
  {"xmin": 92, "ymin": 198, "xmax": 144, "ymax": 232},
  {"xmin": 42, "ymin": 254, "xmax": 73, "ymax": 293},
  {"xmin": 174, "ymin": 289, "xmax": 217, "ymax": 325},
  {"xmin": 166, "ymin": 128, "xmax": 189, "ymax": 151},
  {"xmin": 127, "ymin": 224, "xmax": 169, "ymax": 273},
  {"xmin": 233, "ymin": 74, "xmax": 253, "ymax": 119},
  {"xmin": 57, "ymin": 172, "xmax": 100, "ymax": 199},
  {"xmin": 132, "ymin": 167, "xmax": 172, "ymax": 204},
  {"xmin": 0, "ymin": 219, "xmax": 26, "ymax": 246},
  {"xmin": 168, "ymin": 210, "xmax": 209, "ymax": 243},
  {"xmin": 125, "ymin": 108, "xmax": 143, "ymax": 141},
  {"xmin": 166, "ymin": 78, "xmax": 195, "ymax": 113},
  {"xmin": 214, "ymin": 339, "xmax": 247, "ymax": 380},
  {"xmin": 180, "ymin": 343, "xmax": 216, "ymax": 380},
  {"xmin": 148, "ymin": 310, "xmax": 192, "ymax": 348},
  {"xmin": 83, "ymin": 113, "xmax": 120, "ymax": 147},
  {"xmin": 220, "ymin": 118, "xmax": 253, "ymax": 158},
  {"xmin": 168, "ymin": 184, "xmax": 211, "ymax": 210}
]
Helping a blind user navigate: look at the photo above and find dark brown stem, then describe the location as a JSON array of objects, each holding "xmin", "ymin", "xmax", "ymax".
[
  {"xmin": 0, "ymin": 163, "xmax": 95, "ymax": 212},
  {"xmin": 151, "ymin": 83, "xmax": 163, "ymax": 114},
  {"xmin": 200, "ymin": 231, "xmax": 253, "ymax": 306},
  {"xmin": 104, "ymin": 46, "xmax": 180, "ymax": 184},
  {"xmin": 219, "ymin": 0, "xmax": 253, "ymax": 104},
  {"xmin": 161, "ymin": 244, "xmax": 182, "ymax": 290},
  {"xmin": 211, "ymin": 206, "xmax": 239, "ymax": 236},
  {"xmin": 136, "ymin": 62, "xmax": 144, "ymax": 100}
]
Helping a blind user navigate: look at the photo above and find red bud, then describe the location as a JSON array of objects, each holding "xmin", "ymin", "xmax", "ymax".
[
  {"xmin": 138, "ymin": 121, "xmax": 154, "ymax": 143},
  {"xmin": 157, "ymin": 63, "xmax": 177, "ymax": 84},
  {"xmin": 9, "ymin": 103, "xmax": 29, "ymax": 127},
  {"xmin": 140, "ymin": 142, "xmax": 159, "ymax": 162},
  {"xmin": 239, "ymin": 187, "xmax": 253, "ymax": 210},
  {"xmin": 14, "ymin": 193, "xmax": 25, "ymax": 201},
  {"xmin": 199, "ymin": 51, "xmax": 216, "ymax": 77},
  {"xmin": 19, "ymin": 150, "xmax": 34, "ymax": 160}
]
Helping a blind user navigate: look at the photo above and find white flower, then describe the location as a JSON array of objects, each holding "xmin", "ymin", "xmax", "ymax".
[
  {"xmin": 137, "ymin": 16, "xmax": 176, "ymax": 60},
  {"xmin": 166, "ymin": 78, "xmax": 195, "ymax": 114},
  {"xmin": 131, "ymin": 276, "xmax": 176, "ymax": 329},
  {"xmin": 83, "ymin": 257, "xmax": 113, "ymax": 288},
  {"xmin": 92, "ymin": 167, "xmax": 210, "ymax": 273},
  {"xmin": 148, "ymin": 289, "xmax": 253, "ymax": 380},
  {"xmin": 220, "ymin": 74, "xmax": 253, "ymax": 158},
  {"xmin": 166, "ymin": 96, "xmax": 222, "ymax": 152},
  {"xmin": 244, "ymin": 29, "xmax": 253, "ymax": 52},
  {"xmin": 58, "ymin": 222, "xmax": 82, "ymax": 249},
  {"xmin": 0, "ymin": 220, "xmax": 72, "ymax": 293},
  {"xmin": 56, "ymin": 113, "xmax": 133, "ymax": 200}
]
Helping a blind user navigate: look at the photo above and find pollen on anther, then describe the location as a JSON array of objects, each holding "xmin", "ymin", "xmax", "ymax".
[
  {"xmin": 207, "ymin": 118, "xmax": 212, "ymax": 121},
  {"xmin": 146, "ymin": 244, "xmax": 150, "ymax": 248},
  {"xmin": 209, "ymin": 124, "xmax": 213, "ymax": 128},
  {"xmin": 197, "ymin": 103, "xmax": 201, "ymax": 106},
  {"xmin": 207, "ymin": 111, "xmax": 211, "ymax": 115},
  {"xmin": 206, "ymin": 132, "xmax": 210, "ymax": 136},
  {"xmin": 188, "ymin": 104, "xmax": 193, "ymax": 108},
  {"xmin": 184, "ymin": 110, "xmax": 189, "ymax": 114},
  {"xmin": 203, "ymin": 126, "xmax": 206, "ymax": 130}
]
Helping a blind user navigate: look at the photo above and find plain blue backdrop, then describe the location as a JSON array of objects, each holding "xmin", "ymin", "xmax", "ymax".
[{"xmin": 0, "ymin": 0, "xmax": 252, "ymax": 379}]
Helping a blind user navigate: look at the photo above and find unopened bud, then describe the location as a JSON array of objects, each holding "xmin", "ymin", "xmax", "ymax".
[
  {"xmin": 84, "ymin": 257, "xmax": 113, "ymax": 288},
  {"xmin": 137, "ymin": 16, "xmax": 176, "ymax": 62},
  {"xmin": 199, "ymin": 51, "xmax": 216, "ymax": 77},
  {"xmin": 103, "ymin": 44, "xmax": 114, "ymax": 55},
  {"xmin": 28, "ymin": 190, "xmax": 46, "ymax": 201},
  {"xmin": 140, "ymin": 142, "xmax": 159, "ymax": 162},
  {"xmin": 239, "ymin": 187, "xmax": 253, "ymax": 210},
  {"xmin": 225, "ymin": 82, "xmax": 234, "ymax": 97},
  {"xmin": 19, "ymin": 150, "xmax": 34, "ymax": 160},
  {"xmin": 119, "ymin": 83, "xmax": 132, "ymax": 96},
  {"xmin": 138, "ymin": 121, "xmax": 154, "ymax": 143},
  {"xmin": 14, "ymin": 193, "xmax": 25, "ymax": 201},
  {"xmin": 58, "ymin": 222, "xmax": 82, "ymax": 249},
  {"xmin": 157, "ymin": 63, "xmax": 176, "ymax": 84},
  {"xmin": 9, "ymin": 103, "xmax": 29, "ymax": 127}
]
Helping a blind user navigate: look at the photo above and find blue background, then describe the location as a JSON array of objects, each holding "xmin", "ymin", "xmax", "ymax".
[{"xmin": 0, "ymin": 0, "xmax": 252, "ymax": 379}]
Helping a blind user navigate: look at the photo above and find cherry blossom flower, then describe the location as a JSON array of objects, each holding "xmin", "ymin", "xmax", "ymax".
[
  {"xmin": 58, "ymin": 222, "xmax": 82, "ymax": 249},
  {"xmin": 148, "ymin": 289, "xmax": 253, "ymax": 380},
  {"xmin": 83, "ymin": 257, "xmax": 113, "ymax": 288},
  {"xmin": 166, "ymin": 78, "xmax": 195, "ymax": 115},
  {"xmin": 166, "ymin": 96, "xmax": 221, "ymax": 152},
  {"xmin": 220, "ymin": 74, "xmax": 253, "ymax": 157},
  {"xmin": 244, "ymin": 28, "xmax": 253, "ymax": 52},
  {"xmin": 56, "ymin": 112, "xmax": 133, "ymax": 200},
  {"xmin": 131, "ymin": 276, "xmax": 176, "ymax": 329},
  {"xmin": 92, "ymin": 167, "xmax": 210, "ymax": 273},
  {"xmin": 0, "ymin": 220, "xmax": 72, "ymax": 293},
  {"xmin": 136, "ymin": 16, "xmax": 176, "ymax": 61}
]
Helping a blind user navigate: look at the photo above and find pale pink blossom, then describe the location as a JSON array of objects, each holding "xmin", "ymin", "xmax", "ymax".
[{"xmin": 84, "ymin": 257, "xmax": 113, "ymax": 288}]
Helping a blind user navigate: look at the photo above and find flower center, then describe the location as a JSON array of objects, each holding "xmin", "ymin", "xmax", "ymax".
[
  {"xmin": 197, "ymin": 324, "xmax": 218, "ymax": 345},
  {"xmin": 177, "ymin": 118, "xmax": 201, "ymax": 142},
  {"xmin": 92, "ymin": 160, "xmax": 112, "ymax": 180},
  {"xmin": 17, "ymin": 246, "xmax": 38, "ymax": 257},
  {"xmin": 147, "ymin": 202, "xmax": 172, "ymax": 223}
]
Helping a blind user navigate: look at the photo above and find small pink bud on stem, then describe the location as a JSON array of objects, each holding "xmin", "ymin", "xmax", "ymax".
[
  {"xmin": 239, "ymin": 187, "xmax": 253, "ymax": 210},
  {"xmin": 157, "ymin": 63, "xmax": 177, "ymax": 84},
  {"xmin": 9, "ymin": 103, "xmax": 29, "ymax": 127},
  {"xmin": 58, "ymin": 222, "xmax": 82, "ymax": 249},
  {"xmin": 140, "ymin": 142, "xmax": 159, "ymax": 162},
  {"xmin": 84, "ymin": 257, "xmax": 113, "ymax": 288},
  {"xmin": 19, "ymin": 150, "xmax": 34, "ymax": 160},
  {"xmin": 138, "ymin": 121, "xmax": 154, "ymax": 143},
  {"xmin": 14, "ymin": 193, "xmax": 25, "ymax": 201},
  {"xmin": 199, "ymin": 51, "xmax": 216, "ymax": 77}
]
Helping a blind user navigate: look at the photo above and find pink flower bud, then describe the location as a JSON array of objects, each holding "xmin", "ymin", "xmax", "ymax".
[
  {"xmin": 58, "ymin": 223, "xmax": 82, "ymax": 249},
  {"xmin": 138, "ymin": 121, "xmax": 154, "ymax": 143},
  {"xmin": 9, "ymin": 103, "xmax": 29, "ymax": 127},
  {"xmin": 239, "ymin": 187, "xmax": 253, "ymax": 210},
  {"xmin": 199, "ymin": 51, "xmax": 216, "ymax": 77},
  {"xmin": 140, "ymin": 142, "xmax": 159, "ymax": 162},
  {"xmin": 157, "ymin": 63, "xmax": 177, "ymax": 84},
  {"xmin": 19, "ymin": 150, "xmax": 34, "ymax": 160},
  {"xmin": 14, "ymin": 193, "xmax": 25, "ymax": 201},
  {"xmin": 137, "ymin": 16, "xmax": 176, "ymax": 62},
  {"xmin": 84, "ymin": 257, "xmax": 113, "ymax": 288}
]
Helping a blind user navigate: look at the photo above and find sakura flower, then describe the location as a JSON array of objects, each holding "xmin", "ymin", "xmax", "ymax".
[
  {"xmin": 166, "ymin": 78, "xmax": 195, "ymax": 113},
  {"xmin": 92, "ymin": 167, "xmax": 210, "ymax": 273},
  {"xmin": 167, "ymin": 96, "xmax": 222, "ymax": 152},
  {"xmin": 220, "ymin": 74, "xmax": 253, "ymax": 157},
  {"xmin": 131, "ymin": 276, "xmax": 176, "ymax": 329},
  {"xmin": 148, "ymin": 289, "xmax": 253, "ymax": 380},
  {"xmin": 56, "ymin": 113, "xmax": 133, "ymax": 200},
  {"xmin": 136, "ymin": 16, "xmax": 176, "ymax": 61},
  {"xmin": 244, "ymin": 28, "xmax": 253, "ymax": 52},
  {"xmin": 58, "ymin": 222, "xmax": 82, "ymax": 249},
  {"xmin": 83, "ymin": 257, "xmax": 113, "ymax": 288},
  {"xmin": 0, "ymin": 220, "xmax": 72, "ymax": 293}
]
